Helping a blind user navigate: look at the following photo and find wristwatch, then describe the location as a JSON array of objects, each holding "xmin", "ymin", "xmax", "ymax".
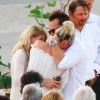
[{"xmin": 49, "ymin": 39, "xmax": 57, "ymax": 46}]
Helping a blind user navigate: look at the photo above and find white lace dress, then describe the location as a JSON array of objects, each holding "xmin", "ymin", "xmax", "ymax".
[{"xmin": 28, "ymin": 45, "xmax": 69, "ymax": 93}]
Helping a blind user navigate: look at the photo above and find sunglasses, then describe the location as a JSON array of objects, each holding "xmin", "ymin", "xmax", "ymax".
[
  {"xmin": 48, "ymin": 27, "xmax": 60, "ymax": 35},
  {"xmin": 48, "ymin": 29, "xmax": 56, "ymax": 35}
]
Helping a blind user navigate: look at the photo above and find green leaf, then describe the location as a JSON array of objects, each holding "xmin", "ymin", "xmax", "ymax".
[
  {"xmin": 30, "ymin": 8, "xmax": 41, "ymax": 13},
  {"xmin": 28, "ymin": 13, "xmax": 42, "ymax": 18},
  {"xmin": 43, "ymin": 12, "xmax": 50, "ymax": 19},
  {"xmin": 47, "ymin": 0, "xmax": 56, "ymax": 7},
  {"xmin": 0, "ymin": 75, "xmax": 11, "ymax": 89},
  {"xmin": 29, "ymin": 8, "xmax": 43, "ymax": 18}
]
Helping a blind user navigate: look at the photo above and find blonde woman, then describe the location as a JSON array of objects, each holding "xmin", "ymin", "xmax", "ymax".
[
  {"xmin": 10, "ymin": 25, "xmax": 47, "ymax": 100},
  {"xmin": 41, "ymin": 89, "xmax": 64, "ymax": 100}
]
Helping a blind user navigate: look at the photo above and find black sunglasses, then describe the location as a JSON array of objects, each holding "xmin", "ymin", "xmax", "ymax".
[
  {"xmin": 48, "ymin": 29, "xmax": 56, "ymax": 35},
  {"xmin": 48, "ymin": 27, "xmax": 60, "ymax": 35}
]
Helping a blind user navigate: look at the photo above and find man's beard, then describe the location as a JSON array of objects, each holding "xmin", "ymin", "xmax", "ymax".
[{"xmin": 79, "ymin": 20, "xmax": 87, "ymax": 26}]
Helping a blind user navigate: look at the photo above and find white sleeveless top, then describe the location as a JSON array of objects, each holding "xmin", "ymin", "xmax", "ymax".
[{"xmin": 28, "ymin": 46, "xmax": 69, "ymax": 92}]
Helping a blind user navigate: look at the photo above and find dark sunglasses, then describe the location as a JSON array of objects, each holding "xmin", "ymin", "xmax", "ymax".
[
  {"xmin": 48, "ymin": 28, "xmax": 56, "ymax": 35},
  {"xmin": 48, "ymin": 27, "xmax": 60, "ymax": 35}
]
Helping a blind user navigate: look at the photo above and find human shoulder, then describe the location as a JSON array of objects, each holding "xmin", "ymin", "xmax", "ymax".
[
  {"xmin": 90, "ymin": 13, "xmax": 100, "ymax": 19},
  {"xmin": 15, "ymin": 48, "xmax": 26, "ymax": 55},
  {"xmin": 65, "ymin": 39, "xmax": 87, "ymax": 58},
  {"xmin": 68, "ymin": 39, "xmax": 83, "ymax": 51},
  {"xmin": 89, "ymin": 13, "xmax": 100, "ymax": 23},
  {"xmin": 13, "ymin": 48, "xmax": 27, "ymax": 59}
]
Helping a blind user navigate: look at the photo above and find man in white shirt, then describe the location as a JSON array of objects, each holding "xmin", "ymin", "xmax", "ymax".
[
  {"xmin": 72, "ymin": 0, "xmax": 100, "ymax": 73},
  {"xmin": 68, "ymin": 0, "xmax": 100, "ymax": 78},
  {"xmin": 84, "ymin": 0, "xmax": 100, "ymax": 74}
]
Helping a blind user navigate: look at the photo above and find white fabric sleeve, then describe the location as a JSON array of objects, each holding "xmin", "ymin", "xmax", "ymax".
[
  {"xmin": 58, "ymin": 42, "xmax": 82, "ymax": 69},
  {"xmin": 10, "ymin": 49, "xmax": 28, "ymax": 100},
  {"xmin": 93, "ymin": 15, "xmax": 100, "ymax": 74},
  {"xmin": 11, "ymin": 49, "xmax": 28, "ymax": 81},
  {"xmin": 94, "ymin": 45, "xmax": 100, "ymax": 73}
]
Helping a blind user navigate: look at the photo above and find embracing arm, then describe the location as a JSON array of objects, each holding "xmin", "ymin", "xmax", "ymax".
[
  {"xmin": 42, "ymin": 78, "xmax": 61, "ymax": 89},
  {"xmin": 52, "ymin": 41, "xmax": 82, "ymax": 69},
  {"xmin": 51, "ymin": 45, "xmax": 64, "ymax": 64}
]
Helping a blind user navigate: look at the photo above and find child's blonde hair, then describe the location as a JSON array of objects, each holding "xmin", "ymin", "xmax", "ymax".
[{"xmin": 41, "ymin": 89, "xmax": 64, "ymax": 100}]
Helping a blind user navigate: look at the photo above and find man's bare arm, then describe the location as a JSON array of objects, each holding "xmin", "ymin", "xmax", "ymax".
[{"xmin": 51, "ymin": 45, "xmax": 64, "ymax": 64}]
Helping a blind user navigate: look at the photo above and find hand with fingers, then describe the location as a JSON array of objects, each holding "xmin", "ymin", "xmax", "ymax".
[{"xmin": 43, "ymin": 78, "xmax": 61, "ymax": 90}]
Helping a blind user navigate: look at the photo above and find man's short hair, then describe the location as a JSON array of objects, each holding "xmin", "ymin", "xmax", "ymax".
[
  {"xmin": 68, "ymin": 0, "xmax": 89, "ymax": 14},
  {"xmin": 49, "ymin": 10, "xmax": 70, "ymax": 25},
  {"xmin": 20, "ymin": 71, "xmax": 43, "ymax": 93}
]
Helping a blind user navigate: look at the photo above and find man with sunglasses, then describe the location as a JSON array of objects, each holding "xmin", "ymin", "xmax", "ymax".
[{"xmin": 48, "ymin": 10, "xmax": 70, "ymax": 36}]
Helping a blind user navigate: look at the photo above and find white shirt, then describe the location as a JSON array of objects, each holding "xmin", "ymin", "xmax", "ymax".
[
  {"xmin": 10, "ymin": 49, "xmax": 28, "ymax": 100},
  {"xmin": 75, "ymin": 24, "xmax": 98, "ymax": 72},
  {"xmin": 87, "ymin": 13, "xmax": 100, "ymax": 73},
  {"xmin": 58, "ymin": 39, "xmax": 91, "ymax": 100}
]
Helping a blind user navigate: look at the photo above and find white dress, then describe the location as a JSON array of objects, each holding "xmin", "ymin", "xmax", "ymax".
[
  {"xmin": 28, "ymin": 45, "xmax": 69, "ymax": 93},
  {"xmin": 10, "ymin": 49, "xmax": 28, "ymax": 100}
]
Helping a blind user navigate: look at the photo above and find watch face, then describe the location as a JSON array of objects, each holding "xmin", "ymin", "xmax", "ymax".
[{"xmin": 49, "ymin": 40, "xmax": 57, "ymax": 46}]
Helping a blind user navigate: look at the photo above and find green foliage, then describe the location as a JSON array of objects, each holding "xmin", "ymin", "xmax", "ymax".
[
  {"xmin": 26, "ymin": 0, "xmax": 71, "ymax": 29},
  {"xmin": 0, "ymin": 46, "xmax": 11, "ymax": 89},
  {"xmin": 0, "ymin": 74, "xmax": 11, "ymax": 89},
  {"xmin": 26, "ymin": 0, "xmax": 57, "ymax": 29},
  {"xmin": 28, "ymin": 8, "xmax": 43, "ymax": 18}
]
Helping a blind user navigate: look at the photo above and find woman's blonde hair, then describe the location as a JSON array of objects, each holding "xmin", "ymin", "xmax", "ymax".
[
  {"xmin": 12, "ymin": 25, "xmax": 47, "ymax": 55},
  {"xmin": 55, "ymin": 21, "xmax": 75, "ymax": 45},
  {"xmin": 41, "ymin": 89, "xmax": 64, "ymax": 100}
]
